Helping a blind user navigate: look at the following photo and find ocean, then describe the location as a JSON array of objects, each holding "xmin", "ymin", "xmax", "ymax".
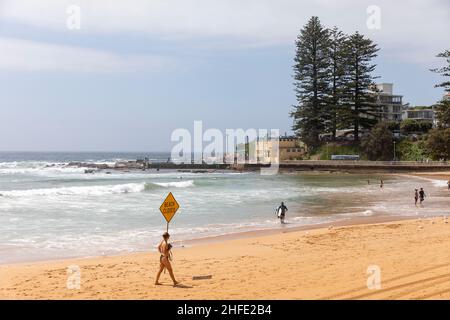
[{"xmin": 0, "ymin": 152, "xmax": 448, "ymax": 264}]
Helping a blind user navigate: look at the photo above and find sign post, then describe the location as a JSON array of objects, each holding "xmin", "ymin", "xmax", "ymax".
[{"xmin": 159, "ymin": 192, "xmax": 180, "ymax": 233}]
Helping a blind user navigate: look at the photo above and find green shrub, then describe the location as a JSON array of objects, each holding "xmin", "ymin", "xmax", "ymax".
[
  {"xmin": 426, "ymin": 128, "xmax": 450, "ymax": 160},
  {"xmin": 311, "ymin": 143, "xmax": 361, "ymax": 160},
  {"xmin": 385, "ymin": 120, "xmax": 400, "ymax": 131},
  {"xmin": 400, "ymin": 119, "xmax": 433, "ymax": 133},
  {"xmin": 397, "ymin": 140, "xmax": 426, "ymax": 161}
]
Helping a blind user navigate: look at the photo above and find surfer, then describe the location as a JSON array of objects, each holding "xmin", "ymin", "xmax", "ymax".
[
  {"xmin": 276, "ymin": 202, "xmax": 288, "ymax": 224},
  {"xmin": 419, "ymin": 188, "xmax": 426, "ymax": 205},
  {"xmin": 155, "ymin": 232, "xmax": 179, "ymax": 286},
  {"xmin": 414, "ymin": 189, "xmax": 419, "ymax": 206}
]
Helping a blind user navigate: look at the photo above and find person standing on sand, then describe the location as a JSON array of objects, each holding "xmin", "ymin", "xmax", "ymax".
[
  {"xmin": 155, "ymin": 232, "xmax": 179, "ymax": 286},
  {"xmin": 447, "ymin": 180, "xmax": 450, "ymax": 190},
  {"xmin": 414, "ymin": 189, "xmax": 419, "ymax": 206},
  {"xmin": 380, "ymin": 179, "xmax": 384, "ymax": 189},
  {"xmin": 419, "ymin": 188, "xmax": 426, "ymax": 205}
]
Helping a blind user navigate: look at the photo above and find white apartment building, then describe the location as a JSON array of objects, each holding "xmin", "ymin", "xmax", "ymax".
[{"xmin": 374, "ymin": 83, "xmax": 408, "ymax": 121}]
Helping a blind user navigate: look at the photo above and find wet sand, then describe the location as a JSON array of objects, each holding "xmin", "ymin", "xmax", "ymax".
[{"xmin": 412, "ymin": 171, "xmax": 450, "ymax": 182}]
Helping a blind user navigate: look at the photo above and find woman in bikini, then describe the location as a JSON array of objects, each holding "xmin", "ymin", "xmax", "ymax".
[{"xmin": 155, "ymin": 232, "xmax": 179, "ymax": 286}]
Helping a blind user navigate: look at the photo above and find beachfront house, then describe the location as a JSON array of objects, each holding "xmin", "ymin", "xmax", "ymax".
[
  {"xmin": 402, "ymin": 106, "xmax": 437, "ymax": 127},
  {"xmin": 374, "ymin": 83, "xmax": 438, "ymax": 127}
]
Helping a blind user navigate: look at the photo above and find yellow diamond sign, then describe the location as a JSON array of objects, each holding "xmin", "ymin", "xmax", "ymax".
[{"xmin": 159, "ymin": 192, "xmax": 180, "ymax": 223}]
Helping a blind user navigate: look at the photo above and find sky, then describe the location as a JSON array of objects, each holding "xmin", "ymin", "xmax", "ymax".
[{"xmin": 0, "ymin": 0, "xmax": 449, "ymax": 152}]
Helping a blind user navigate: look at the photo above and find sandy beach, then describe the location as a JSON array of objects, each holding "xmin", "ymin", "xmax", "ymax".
[
  {"xmin": 1, "ymin": 0, "xmax": 449, "ymax": 304},
  {"xmin": 1, "ymin": 216, "xmax": 450, "ymax": 300}
]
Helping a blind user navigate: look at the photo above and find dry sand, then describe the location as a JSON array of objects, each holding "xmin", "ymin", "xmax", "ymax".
[{"xmin": 1, "ymin": 217, "xmax": 450, "ymax": 300}]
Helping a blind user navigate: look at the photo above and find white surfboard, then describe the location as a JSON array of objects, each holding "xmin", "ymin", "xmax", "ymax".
[{"xmin": 276, "ymin": 207, "xmax": 283, "ymax": 218}]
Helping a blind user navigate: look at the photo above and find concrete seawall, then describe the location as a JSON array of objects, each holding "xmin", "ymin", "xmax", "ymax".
[
  {"xmin": 244, "ymin": 160, "xmax": 450, "ymax": 173},
  {"xmin": 67, "ymin": 160, "xmax": 450, "ymax": 173}
]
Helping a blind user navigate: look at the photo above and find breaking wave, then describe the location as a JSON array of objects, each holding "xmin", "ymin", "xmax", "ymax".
[
  {"xmin": 0, "ymin": 162, "xmax": 93, "ymax": 175},
  {"xmin": 0, "ymin": 180, "xmax": 195, "ymax": 198},
  {"xmin": 153, "ymin": 180, "xmax": 195, "ymax": 188}
]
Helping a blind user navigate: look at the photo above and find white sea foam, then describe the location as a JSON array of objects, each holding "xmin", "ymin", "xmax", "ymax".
[
  {"xmin": 0, "ymin": 162, "xmax": 92, "ymax": 175},
  {"xmin": 153, "ymin": 180, "xmax": 195, "ymax": 188},
  {"xmin": 362, "ymin": 209, "xmax": 374, "ymax": 215},
  {"xmin": 431, "ymin": 179, "xmax": 448, "ymax": 187},
  {"xmin": 0, "ymin": 180, "xmax": 195, "ymax": 198},
  {"xmin": 0, "ymin": 183, "xmax": 147, "ymax": 197}
]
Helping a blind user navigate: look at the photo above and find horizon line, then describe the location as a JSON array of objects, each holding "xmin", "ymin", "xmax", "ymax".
[{"xmin": 0, "ymin": 150, "xmax": 172, "ymax": 154}]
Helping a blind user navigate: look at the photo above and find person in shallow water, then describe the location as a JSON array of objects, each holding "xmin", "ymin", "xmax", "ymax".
[
  {"xmin": 155, "ymin": 232, "xmax": 179, "ymax": 286},
  {"xmin": 276, "ymin": 202, "xmax": 288, "ymax": 223},
  {"xmin": 419, "ymin": 188, "xmax": 426, "ymax": 205},
  {"xmin": 414, "ymin": 189, "xmax": 419, "ymax": 206}
]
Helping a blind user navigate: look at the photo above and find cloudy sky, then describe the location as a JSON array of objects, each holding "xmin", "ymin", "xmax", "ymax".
[{"xmin": 0, "ymin": 0, "xmax": 449, "ymax": 151}]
